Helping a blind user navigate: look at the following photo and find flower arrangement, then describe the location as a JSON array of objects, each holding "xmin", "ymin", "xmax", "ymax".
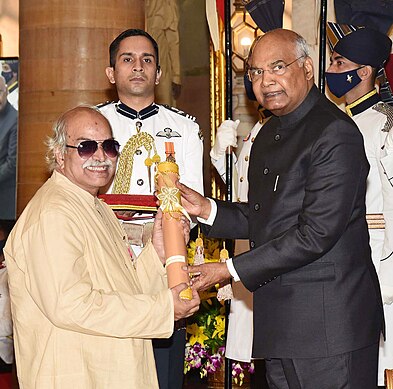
[{"xmin": 184, "ymin": 236, "xmax": 254, "ymax": 386}]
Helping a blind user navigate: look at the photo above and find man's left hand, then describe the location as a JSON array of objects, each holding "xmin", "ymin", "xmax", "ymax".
[
  {"xmin": 152, "ymin": 208, "xmax": 191, "ymax": 265},
  {"xmin": 186, "ymin": 262, "xmax": 231, "ymax": 291}
]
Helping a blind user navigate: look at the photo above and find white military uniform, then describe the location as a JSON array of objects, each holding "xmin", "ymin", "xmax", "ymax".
[
  {"xmin": 212, "ymin": 120, "xmax": 263, "ymax": 362},
  {"xmin": 346, "ymin": 90, "xmax": 393, "ymax": 386},
  {"xmin": 99, "ymin": 101, "xmax": 204, "ymax": 258},
  {"xmin": 100, "ymin": 101, "xmax": 203, "ymax": 195}
]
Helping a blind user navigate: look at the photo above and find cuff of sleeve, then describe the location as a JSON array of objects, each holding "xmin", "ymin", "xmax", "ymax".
[
  {"xmin": 143, "ymin": 240, "xmax": 167, "ymax": 275},
  {"xmin": 226, "ymin": 258, "xmax": 240, "ymax": 282},
  {"xmin": 210, "ymin": 148, "xmax": 222, "ymax": 162},
  {"xmin": 167, "ymin": 289, "xmax": 175, "ymax": 331},
  {"xmin": 197, "ymin": 198, "xmax": 217, "ymax": 226}
]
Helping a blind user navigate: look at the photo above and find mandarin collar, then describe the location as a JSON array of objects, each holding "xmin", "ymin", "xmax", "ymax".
[
  {"xmin": 115, "ymin": 101, "xmax": 159, "ymax": 120},
  {"xmin": 345, "ymin": 89, "xmax": 380, "ymax": 117},
  {"xmin": 276, "ymin": 85, "xmax": 320, "ymax": 129}
]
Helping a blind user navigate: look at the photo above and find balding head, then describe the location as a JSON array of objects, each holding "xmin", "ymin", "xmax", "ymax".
[
  {"xmin": 248, "ymin": 29, "xmax": 314, "ymax": 116},
  {"xmin": 46, "ymin": 106, "xmax": 107, "ymax": 171},
  {"xmin": 47, "ymin": 106, "xmax": 117, "ymax": 196}
]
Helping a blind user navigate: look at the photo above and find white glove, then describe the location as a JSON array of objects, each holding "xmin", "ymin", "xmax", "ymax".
[
  {"xmin": 385, "ymin": 129, "xmax": 393, "ymax": 155},
  {"xmin": 381, "ymin": 284, "xmax": 393, "ymax": 305},
  {"xmin": 210, "ymin": 119, "xmax": 240, "ymax": 161}
]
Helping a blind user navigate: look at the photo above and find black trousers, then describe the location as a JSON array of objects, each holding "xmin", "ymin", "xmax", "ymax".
[
  {"xmin": 265, "ymin": 342, "xmax": 379, "ymax": 389},
  {"xmin": 152, "ymin": 328, "xmax": 186, "ymax": 389}
]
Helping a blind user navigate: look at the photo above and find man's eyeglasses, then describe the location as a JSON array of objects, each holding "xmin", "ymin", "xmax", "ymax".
[
  {"xmin": 247, "ymin": 56, "xmax": 305, "ymax": 83},
  {"xmin": 66, "ymin": 139, "xmax": 120, "ymax": 159}
]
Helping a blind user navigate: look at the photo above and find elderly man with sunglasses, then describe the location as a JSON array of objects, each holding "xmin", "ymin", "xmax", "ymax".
[
  {"xmin": 178, "ymin": 29, "xmax": 383, "ymax": 388},
  {"xmin": 3, "ymin": 106, "xmax": 200, "ymax": 389}
]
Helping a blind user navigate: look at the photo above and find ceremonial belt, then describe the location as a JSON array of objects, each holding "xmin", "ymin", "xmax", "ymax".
[{"xmin": 366, "ymin": 213, "xmax": 385, "ymax": 229}]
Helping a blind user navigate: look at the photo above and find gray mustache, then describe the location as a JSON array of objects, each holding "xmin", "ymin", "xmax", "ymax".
[{"xmin": 82, "ymin": 160, "xmax": 113, "ymax": 169}]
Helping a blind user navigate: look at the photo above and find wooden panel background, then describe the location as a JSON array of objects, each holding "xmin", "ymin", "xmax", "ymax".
[{"xmin": 17, "ymin": 0, "xmax": 145, "ymax": 214}]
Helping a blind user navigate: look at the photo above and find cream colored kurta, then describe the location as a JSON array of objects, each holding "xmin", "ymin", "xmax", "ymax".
[{"xmin": 4, "ymin": 171, "xmax": 174, "ymax": 389}]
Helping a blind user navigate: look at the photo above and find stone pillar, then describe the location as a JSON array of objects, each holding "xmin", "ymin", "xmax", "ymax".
[{"xmin": 17, "ymin": 0, "xmax": 145, "ymax": 213}]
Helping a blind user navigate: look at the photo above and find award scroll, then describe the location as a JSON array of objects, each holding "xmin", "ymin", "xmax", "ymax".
[{"xmin": 156, "ymin": 142, "xmax": 192, "ymax": 300}]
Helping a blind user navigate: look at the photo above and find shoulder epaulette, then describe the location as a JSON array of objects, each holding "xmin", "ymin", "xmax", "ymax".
[
  {"xmin": 96, "ymin": 100, "xmax": 115, "ymax": 109},
  {"xmin": 373, "ymin": 102, "xmax": 393, "ymax": 132},
  {"xmin": 161, "ymin": 104, "xmax": 197, "ymax": 122}
]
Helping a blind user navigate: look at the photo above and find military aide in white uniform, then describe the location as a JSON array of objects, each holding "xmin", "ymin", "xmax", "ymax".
[
  {"xmin": 99, "ymin": 28, "xmax": 203, "ymax": 389},
  {"xmin": 100, "ymin": 29, "xmax": 204, "ymax": 258},
  {"xmin": 211, "ymin": 116, "xmax": 269, "ymax": 363},
  {"xmin": 326, "ymin": 25, "xmax": 393, "ymax": 386}
]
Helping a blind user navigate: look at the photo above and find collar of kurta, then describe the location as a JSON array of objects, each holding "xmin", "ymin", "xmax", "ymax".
[
  {"xmin": 115, "ymin": 101, "xmax": 159, "ymax": 120},
  {"xmin": 276, "ymin": 85, "xmax": 320, "ymax": 129},
  {"xmin": 51, "ymin": 171, "xmax": 97, "ymax": 205},
  {"xmin": 345, "ymin": 89, "xmax": 381, "ymax": 117}
]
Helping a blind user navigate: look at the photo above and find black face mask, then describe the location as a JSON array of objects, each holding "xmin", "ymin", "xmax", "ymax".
[
  {"xmin": 325, "ymin": 67, "xmax": 364, "ymax": 98},
  {"xmin": 1, "ymin": 71, "xmax": 13, "ymax": 84}
]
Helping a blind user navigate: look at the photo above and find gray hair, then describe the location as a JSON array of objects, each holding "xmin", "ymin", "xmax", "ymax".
[
  {"xmin": 294, "ymin": 34, "xmax": 310, "ymax": 61},
  {"xmin": 249, "ymin": 30, "xmax": 311, "ymax": 66},
  {"xmin": 45, "ymin": 105, "xmax": 101, "ymax": 172}
]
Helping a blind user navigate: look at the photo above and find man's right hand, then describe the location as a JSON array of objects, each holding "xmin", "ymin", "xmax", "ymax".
[
  {"xmin": 171, "ymin": 283, "xmax": 200, "ymax": 321},
  {"xmin": 210, "ymin": 119, "xmax": 240, "ymax": 161},
  {"xmin": 114, "ymin": 210, "xmax": 137, "ymax": 220},
  {"xmin": 176, "ymin": 181, "xmax": 211, "ymax": 219}
]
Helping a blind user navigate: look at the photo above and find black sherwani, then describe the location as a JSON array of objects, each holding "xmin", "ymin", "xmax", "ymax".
[{"xmin": 204, "ymin": 86, "xmax": 383, "ymax": 359}]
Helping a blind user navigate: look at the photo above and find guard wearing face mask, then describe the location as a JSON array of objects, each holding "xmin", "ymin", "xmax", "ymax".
[{"xmin": 326, "ymin": 23, "xmax": 393, "ymax": 388}]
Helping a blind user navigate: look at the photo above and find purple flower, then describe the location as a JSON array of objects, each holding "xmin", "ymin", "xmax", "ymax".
[{"xmin": 232, "ymin": 362, "xmax": 243, "ymax": 376}]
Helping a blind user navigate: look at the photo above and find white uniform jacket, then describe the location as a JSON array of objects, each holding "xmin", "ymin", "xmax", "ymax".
[
  {"xmin": 99, "ymin": 101, "xmax": 204, "ymax": 196},
  {"xmin": 348, "ymin": 92, "xmax": 393, "ymax": 386}
]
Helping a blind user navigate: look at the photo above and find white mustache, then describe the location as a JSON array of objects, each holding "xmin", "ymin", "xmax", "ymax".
[{"xmin": 82, "ymin": 159, "xmax": 113, "ymax": 169}]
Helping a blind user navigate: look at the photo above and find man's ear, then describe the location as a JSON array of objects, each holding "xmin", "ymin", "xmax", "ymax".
[
  {"xmin": 303, "ymin": 57, "xmax": 314, "ymax": 81},
  {"xmin": 55, "ymin": 148, "xmax": 65, "ymax": 169},
  {"xmin": 105, "ymin": 67, "xmax": 116, "ymax": 84},
  {"xmin": 358, "ymin": 65, "xmax": 373, "ymax": 81},
  {"xmin": 155, "ymin": 67, "xmax": 162, "ymax": 85}
]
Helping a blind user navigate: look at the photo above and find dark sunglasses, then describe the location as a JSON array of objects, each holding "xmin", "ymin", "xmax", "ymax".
[{"xmin": 66, "ymin": 139, "xmax": 120, "ymax": 159}]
